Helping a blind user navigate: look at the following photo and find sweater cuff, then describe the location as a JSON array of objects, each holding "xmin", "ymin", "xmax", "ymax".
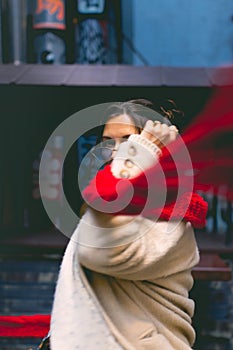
[
  {"xmin": 111, "ymin": 134, "xmax": 161, "ymax": 179},
  {"xmin": 128, "ymin": 134, "xmax": 162, "ymax": 157}
]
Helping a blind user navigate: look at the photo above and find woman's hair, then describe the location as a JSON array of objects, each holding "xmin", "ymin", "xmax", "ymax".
[{"xmin": 96, "ymin": 98, "xmax": 183, "ymax": 143}]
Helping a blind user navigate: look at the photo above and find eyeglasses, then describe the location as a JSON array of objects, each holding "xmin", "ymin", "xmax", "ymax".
[{"xmin": 91, "ymin": 137, "xmax": 129, "ymax": 162}]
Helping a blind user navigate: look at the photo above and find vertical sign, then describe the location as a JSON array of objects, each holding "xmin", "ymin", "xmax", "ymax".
[
  {"xmin": 33, "ymin": 0, "xmax": 66, "ymax": 63},
  {"xmin": 33, "ymin": 0, "xmax": 66, "ymax": 30}
]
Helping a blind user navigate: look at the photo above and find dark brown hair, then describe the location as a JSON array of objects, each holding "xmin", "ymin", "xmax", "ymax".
[{"xmin": 96, "ymin": 98, "xmax": 183, "ymax": 144}]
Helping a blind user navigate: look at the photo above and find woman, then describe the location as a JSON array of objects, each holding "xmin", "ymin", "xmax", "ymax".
[{"xmin": 49, "ymin": 100, "xmax": 207, "ymax": 350}]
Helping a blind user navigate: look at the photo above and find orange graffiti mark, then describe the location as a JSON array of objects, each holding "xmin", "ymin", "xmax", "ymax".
[{"xmin": 36, "ymin": 0, "xmax": 64, "ymax": 21}]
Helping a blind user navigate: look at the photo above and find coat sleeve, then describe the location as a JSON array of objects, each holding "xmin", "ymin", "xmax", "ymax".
[{"xmin": 76, "ymin": 210, "xmax": 199, "ymax": 281}]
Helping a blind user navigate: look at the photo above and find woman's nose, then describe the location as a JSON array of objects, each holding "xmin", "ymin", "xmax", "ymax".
[{"xmin": 111, "ymin": 141, "xmax": 121, "ymax": 158}]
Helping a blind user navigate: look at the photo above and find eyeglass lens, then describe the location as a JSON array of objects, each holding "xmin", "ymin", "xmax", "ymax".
[{"xmin": 92, "ymin": 137, "xmax": 129, "ymax": 161}]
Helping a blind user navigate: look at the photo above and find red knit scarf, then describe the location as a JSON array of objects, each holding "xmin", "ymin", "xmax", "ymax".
[
  {"xmin": 83, "ymin": 83, "xmax": 233, "ymax": 229},
  {"xmin": 82, "ymin": 163, "xmax": 207, "ymax": 228}
]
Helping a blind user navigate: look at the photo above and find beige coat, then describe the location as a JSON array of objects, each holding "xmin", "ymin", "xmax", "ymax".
[{"xmin": 50, "ymin": 134, "xmax": 200, "ymax": 350}]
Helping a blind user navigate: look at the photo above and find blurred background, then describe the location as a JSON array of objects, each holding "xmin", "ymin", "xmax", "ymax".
[
  {"xmin": 0, "ymin": 1, "xmax": 233, "ymax": 349},
  {"xmin": 0, "ymin": 0, "xmax": 233, "ymax": 66}
]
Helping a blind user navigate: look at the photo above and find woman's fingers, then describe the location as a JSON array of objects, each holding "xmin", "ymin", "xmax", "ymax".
[{"xmin": 140, "ymin": 120, "xmax": 179, "ymax": 148}]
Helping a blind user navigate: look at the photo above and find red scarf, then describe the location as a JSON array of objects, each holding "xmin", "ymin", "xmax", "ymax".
[
  {"xmin": 83, "ymin": 164, "xmax": 208, "ymax": 228},
  {"xmin": 83, "ymin": 83, "xmax": 233, "ymax": 229}
]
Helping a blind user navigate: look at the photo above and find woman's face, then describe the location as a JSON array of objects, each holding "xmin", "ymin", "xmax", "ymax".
[{"xmin": 102, "ymin": 114, "xmax": 139, "ymax": 158}]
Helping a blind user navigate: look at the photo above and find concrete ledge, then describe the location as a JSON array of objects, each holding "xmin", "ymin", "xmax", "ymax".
[{"xmin": 0, "ymin": 64, "xmax": 232, "ymax": 87}]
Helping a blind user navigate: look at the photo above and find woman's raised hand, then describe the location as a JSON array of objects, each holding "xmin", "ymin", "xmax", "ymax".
[{"xmin": 140, "ymin": 120, "xmax": 179, "ymax": 148}]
